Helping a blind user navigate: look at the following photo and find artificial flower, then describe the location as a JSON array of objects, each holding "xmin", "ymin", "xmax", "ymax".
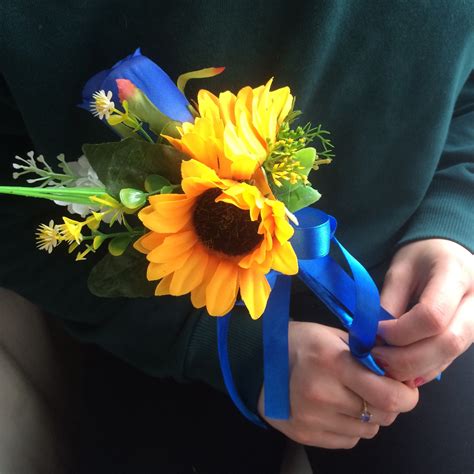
[
  {"xmin": 90, "ymin": 90, "xmax": 115, "ymax": 120},
  {"xmin": 113, "ymin": 78, "xmax": 180, "ymax": 137},
  {"xmin": 164, "ymin": 79, "xmax": 293, "ymax": 181},
  {"xmin": 80, "ymin": 48, "xmax": 193, "ymax": 123},
  {"xmin": 134, "ymin": 159, "xmax": 298, "ymax": 319},
  {"xmin": 35, "ymin": 220, "xmax": 62, "ymax": 253},
  {"xmin": 54, "ymin": 155, "xmax": 107, "ymax": 218}
]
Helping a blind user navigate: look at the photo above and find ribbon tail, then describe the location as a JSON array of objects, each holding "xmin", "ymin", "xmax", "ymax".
[
  {"xmin": 263, "ymin": 275, "xmax": 292, "ymax": 419},
  {"xmin": 217, "ymin": 313, "xmax": 267, "ymax": 428}
]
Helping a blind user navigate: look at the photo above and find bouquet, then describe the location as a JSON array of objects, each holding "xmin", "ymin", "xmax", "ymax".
[{"xmin": 0, "ymin": 49, "xmax": 389, "ymax": 424}]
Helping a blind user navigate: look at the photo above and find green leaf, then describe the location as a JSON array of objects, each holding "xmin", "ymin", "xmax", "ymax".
[
  {"xmin": 144, "ymin": 175, "xmax": 172, "ymax": 193},
  {"xmin": 119, "ymin": 188, "xmax": 147, "ymax": 209},
  {"xmin": 268, "ymin": 147, "xmax": 321, "ymax": 212},
  {"xmin": 92, "ymin": 234, "xmax": 106, "ymax": 250},
  {"xmin": 294, "ymin": 147, "xmax": 317, "ymax": 176},
  {"xmin": 282, "ymin": 185, "xmax": 322, "ymax": 213},
  {"xmin": 83, "ymin": 138, "xmax": 188, "ymax": 198},
  {"xmin": 88, "ymin": 248, "xmax": 155, "ymax": 298},
  {"xmin": 160, "ymin": 185, "xmax": 177, "ymax": 194},
  {"xmin": 108, "ymin": 235, "xmax": 133, "ymax": 256}
]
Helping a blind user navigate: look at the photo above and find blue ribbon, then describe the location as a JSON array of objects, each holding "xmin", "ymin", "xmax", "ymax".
[{"xmin": 217, "ymin": 208, "xmax": 394, "ymax": 424}]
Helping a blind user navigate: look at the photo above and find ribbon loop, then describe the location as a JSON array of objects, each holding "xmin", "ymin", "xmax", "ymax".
[{"xmin": 291, "ymin": 208, "xmax": 335, "ymax": 260}]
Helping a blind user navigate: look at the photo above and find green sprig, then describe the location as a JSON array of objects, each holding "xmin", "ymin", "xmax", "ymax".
[{"xmin": 0, "ymin": 185, "xmax": 108, "ymax": 205}]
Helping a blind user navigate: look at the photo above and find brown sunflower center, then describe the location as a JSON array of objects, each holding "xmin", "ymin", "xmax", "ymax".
[{"xmin": 192, "ymin": 188, "xmax": 263, "ymax": 256}]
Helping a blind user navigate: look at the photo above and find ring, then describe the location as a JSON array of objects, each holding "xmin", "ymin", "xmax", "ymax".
[{"xmin": 360, "ymin": 399, "xmax": 372, "ymax": 423}]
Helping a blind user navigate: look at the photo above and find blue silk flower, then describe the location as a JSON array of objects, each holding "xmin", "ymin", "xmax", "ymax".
[{"xmin": 79, "ymin": 48, "xmax": 193, "ymax": 123}]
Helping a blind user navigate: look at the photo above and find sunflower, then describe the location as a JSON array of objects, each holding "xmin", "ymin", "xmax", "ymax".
[
  {"xmin": 134, "ymin": 159, "xmax": 298, "ymax": 318},
  {"xmin": 164, "ymin": 79, "xmax": 293, "ymax": 181}
]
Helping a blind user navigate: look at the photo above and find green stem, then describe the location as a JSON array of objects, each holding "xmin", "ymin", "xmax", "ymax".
[
  {"xmin": 90, "ymin": 229, "xmax": 144, "ymax": 241},
  {"xmin": 0, "ymin": 186, "xmax": 109, "ymax": 205},
  {"xmin": 147, "ymin": 184, "xmax": 181, "ymax": 196},
  {"xmin": 139, "ymin": 127, "xmax": 155, "ymax": 143},
  {"xmin": 122, "ymin": 215, "xmax": 134, "ymax": 233}
]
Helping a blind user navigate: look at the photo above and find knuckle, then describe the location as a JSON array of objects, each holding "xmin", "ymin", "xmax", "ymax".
[
  {"xmin": 443, "ymin": 331, "xmax": 467, "ymax": 359},
  {"xmin": 447, "ymin": 258, "xmax": 470, "ymax": 286},
  {"xmin": 305, "ymin": 383, "xmax": 325, "ymax": 403},
  {"xmin": 380, "ymin": 388, "xmax": 401, "ymax": 413},
  {"xmin": 418, "ymin": 302, "xmax": 448, "ymax": 335},
  {"xmin": 384, "ymin": 266, "xmax": 407, "ymax": 285}
]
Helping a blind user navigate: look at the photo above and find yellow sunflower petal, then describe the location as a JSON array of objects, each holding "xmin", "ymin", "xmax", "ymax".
[
  {"xmin": 181, "ymin": 159, "xmax": 220, "ymax": 182},
  {"xmin": 169, "ymin": 246, "xmax": 209, "ymax": 295},
  {"xmin": 139, "ymin": 195, "xmax": 195, "ymax": 234},
  {"xmin": 237, "ymin": 238, "xmax": 270, "ymax": 271},
  {"xmin": 191, "ymin": 253, "xmax": 220, "ymax": 308},
  {"xmin": 147, "ymin": 230, "xmax": 197, "ymax": 263},
  {"xmin": 205, "ymin": 260, "xmax": 239, "ymax": 316},
  {"xmin": 146, "ymin": 250, "xmax": 193, "ymax": 281},
  {"xmin": 271, "ymin": 86, "xmax": 293, "ymax": 124},
  {"xmin": 271, "ymin": 241, "xmax": 298, "ymax": 275},
  {"xmin": 239, "ymin": 268, "xmax": 271, "ymax": 319},
  {"xmin": 230, "ymin": 158, "xmax": 259, "ymax": 181},
  {"xmin": 274, "ymin": 216, "xmax": 294, "ymax": 243},
  {"xmin": 155, "ymin": 274, "xmax": 173, "ymax": 296},
  {"xmin": 236, "ymin": 110, "xmax": 266, "ymax": 158},
  {"xmin": 133, "ymin": 231, "xmax": 168, "ymax": 254},
  {"xmin": 218, "ymin": 90, "xmax": 237, "ymax": 125}
]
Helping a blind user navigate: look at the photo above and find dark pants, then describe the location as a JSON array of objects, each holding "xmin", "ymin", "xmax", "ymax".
[{"xmin": 73, "ymin": 337, "xmax": 473, "ymax": 474}]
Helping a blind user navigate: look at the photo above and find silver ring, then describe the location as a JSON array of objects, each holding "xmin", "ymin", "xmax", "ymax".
[{"xmin": 360, "ymin": 399, "xmax": 372, "ymax": 423}]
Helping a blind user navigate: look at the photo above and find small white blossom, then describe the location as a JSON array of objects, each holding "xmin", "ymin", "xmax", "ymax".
[
  {"xmin": 90, "ymin": 90, "xmax": 115, "ymax": 120},
  {"xmin": 54, "ymin": 155, "xmax": 109, "ymax": 219}
]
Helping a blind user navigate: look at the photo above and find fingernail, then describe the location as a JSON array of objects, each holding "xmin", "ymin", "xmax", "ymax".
[{"xmin": 414, "ymin": 377, "xmax": 425, "ymax": 387}]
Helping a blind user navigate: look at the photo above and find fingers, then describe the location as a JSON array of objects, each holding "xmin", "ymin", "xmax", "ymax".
[
  {"xmin": 338, "ymin": 396, "xmax": 398, "ymax": 427},
  {"xmin": 379, "ymin": 257, "xmax": 472, "ymax": 346},
  {"xmin": 292, "ymin": 430, "xmax": 361, "ymax": 450},
  {"xmin": 320, "ymin": 413, "xmax": 380, "ymax": 439},
  {"xmin": 372, "ymin": 294, "xmax": 474, "ymax": 382},
  {"xmin": 340, "ymin": 351, "xmax": 419, "ymax": 413},
  {"xmin": 324, "ymin": 380, "xmax": 398, "ymax": 426}
]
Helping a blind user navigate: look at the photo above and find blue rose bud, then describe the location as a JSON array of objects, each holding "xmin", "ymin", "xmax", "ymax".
[{"xmin": 80, "ymin": 48, "xmax": 193, "ymax": 123}]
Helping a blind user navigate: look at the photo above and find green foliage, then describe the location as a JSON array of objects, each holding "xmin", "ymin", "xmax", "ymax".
[
  {"xmin": 83, "ymin": 138, "xmax": 187, "ymax": 198},
  {"xmin": 108, "ymin": 235, "xmax": 133, "ymax": 256},
  {"xmin": 269, "ymin": 147, "xmax": 322, "ymax": 213},
  {"xmin": 144, "ymin": 175, "xmax": 172, "ymax": 193},
  {"xmin": 293, "ymin": 147, "xmax": 316, "ymax": 177},
  {"xmin": 88, "ymin": 248, "xmax": 155, "ymax": 298},
  {"xmin": 271, "ymin": 120, "xmax": 335, "ymax": 163},
  {"xmin": 119, "ymin": 188, "xmax": 147, "ymax": 209}
]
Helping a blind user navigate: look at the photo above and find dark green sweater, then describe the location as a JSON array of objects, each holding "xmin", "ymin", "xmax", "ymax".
[{"xmin": 1, "ymin": 0, "xmax": 473, "ymax": 411}]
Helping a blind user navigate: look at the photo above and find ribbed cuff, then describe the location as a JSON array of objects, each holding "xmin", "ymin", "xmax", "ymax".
[{"xmin": 397, "ymin": 177, "xmax": 474, "ymax": 254}]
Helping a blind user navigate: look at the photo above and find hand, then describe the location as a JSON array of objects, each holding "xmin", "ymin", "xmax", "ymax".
[
  {"xmin": 372, "ymin": 239, "xmax": 474, "ymax": 387},
  {"xmin": 258, "ymin": 322, "xmax": 419, "ymax": 449}
]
